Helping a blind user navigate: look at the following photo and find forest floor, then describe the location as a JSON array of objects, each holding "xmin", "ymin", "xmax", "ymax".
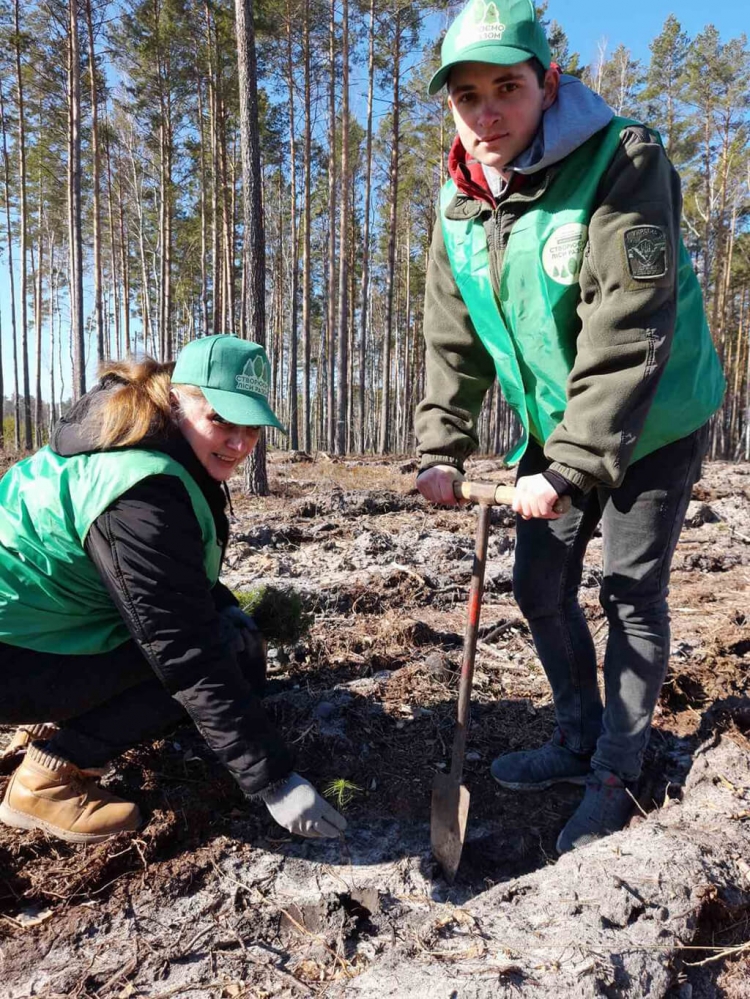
[{"xmin": 1, "ymin": 452, "xmax": 749, "ymax": 998}]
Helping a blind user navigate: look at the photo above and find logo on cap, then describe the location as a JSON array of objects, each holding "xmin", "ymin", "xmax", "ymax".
[
  {"xmin": 236, "ymin": 355, "xmax": 270, "ymax": 397},
  {"xmin": 456, "ymin": 0, "xmax": 506, "ymax": 50}
]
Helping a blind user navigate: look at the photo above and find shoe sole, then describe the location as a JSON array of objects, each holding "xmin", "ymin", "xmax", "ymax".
[
  {"xmin": 0, "ymin": 802, "xmax": 124, "ymax": 844},
  {"xmin": 491, "ymin": 773, "xmax": 589, "ymax": 791}
]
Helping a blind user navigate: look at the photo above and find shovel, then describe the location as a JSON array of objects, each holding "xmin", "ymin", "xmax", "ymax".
[{"xmin": 430, "ymin": 479, "xmax": 571, "ymax": 883}]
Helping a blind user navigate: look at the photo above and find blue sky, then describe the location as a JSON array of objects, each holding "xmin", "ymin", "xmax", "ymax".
[{"xmin": 542, "ymin": 0, "xmax": 748, "ymax": 66}]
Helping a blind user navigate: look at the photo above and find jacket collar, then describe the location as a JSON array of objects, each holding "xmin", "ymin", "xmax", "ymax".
[
  {"xmin": 448, "ymin": 135, "xmax": 497, "ymax": 208},
  {"xmin": 445, "ymin": 136, "xmax": 560, "ymax": 221}
]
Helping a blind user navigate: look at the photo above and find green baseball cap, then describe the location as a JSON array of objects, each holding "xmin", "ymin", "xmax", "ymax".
[
  {"xmin": 172, "ymin": 335, "xmax": 286, "ymax": 432},
  {"xmin": 429, "ymin": 0, "xmax": 551, "ymax": 96}
]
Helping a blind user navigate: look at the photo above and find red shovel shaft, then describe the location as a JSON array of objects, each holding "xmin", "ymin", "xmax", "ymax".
[
  {"xmin": 449, "ymin": 502, "xmax": 491, "ymax": 782},
  {"xmin": 431, "ymin": 480, "xmax": 571, "ymax": 881}
]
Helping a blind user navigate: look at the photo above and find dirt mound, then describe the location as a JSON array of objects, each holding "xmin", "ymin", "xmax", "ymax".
[{"xmin": 291, "ymin": 488, "xmax": 422, "ymax": 519}]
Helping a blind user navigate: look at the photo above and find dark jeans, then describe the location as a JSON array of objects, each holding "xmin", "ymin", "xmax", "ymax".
[
  {"xmin": 0, "ymin": 639, "xmax": 266, "ymax": 769},
  {"xmin": 513, "ymin": 425, "xmax": 708, "ymax": 782}
]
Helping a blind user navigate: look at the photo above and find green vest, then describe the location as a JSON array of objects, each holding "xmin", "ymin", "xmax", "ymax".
[
  {"xmin": 0, "ymin": 447, "xmax": 222, "ymax": 655},
  {"xmin": 440, "ymin": 116, "xmax": 725, "ymax": 465}
]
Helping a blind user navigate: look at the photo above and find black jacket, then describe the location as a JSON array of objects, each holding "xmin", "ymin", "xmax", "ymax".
[{"xmin": 50, "ymin": 379, "xmax": 293, "ymax": 796}]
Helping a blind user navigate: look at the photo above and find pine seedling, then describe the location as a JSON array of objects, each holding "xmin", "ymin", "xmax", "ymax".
[
  {"xmin": 323, "ymin": 778, "xmax": 363, "ymax": 811},
  {"xmin": 234, "ymin": 585, "xmax": 313, "ymax": 646}
]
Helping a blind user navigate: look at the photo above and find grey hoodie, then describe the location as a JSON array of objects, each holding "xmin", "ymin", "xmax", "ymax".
[{"xmin": 483, "ymin": 75, "xmax": 614, "ymax": 197}]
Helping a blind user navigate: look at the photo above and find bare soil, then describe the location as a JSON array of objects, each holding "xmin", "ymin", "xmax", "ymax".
[{"xmin": 1, "ymin": 453, "xmax": 749, "ymax": 998}]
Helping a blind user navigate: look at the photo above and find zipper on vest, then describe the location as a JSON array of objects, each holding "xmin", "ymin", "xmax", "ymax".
[{"xmin": 490, "ymin": 206, "xmax": 504, "ymax": 301}]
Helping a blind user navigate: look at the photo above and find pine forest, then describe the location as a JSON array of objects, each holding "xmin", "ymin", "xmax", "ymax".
[{"xmin": 0, "ymin": 0, "xmax": 749, "ymax": 463}]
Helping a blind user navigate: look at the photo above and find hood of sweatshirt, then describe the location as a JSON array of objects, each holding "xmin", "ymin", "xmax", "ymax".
[
  {"xmin": 50, "ymin": 375, "xmax": 227, "ymax": 518},
  {"xmin": 448, "ymin": 75, "xmax": 614, "ymax": 206}
]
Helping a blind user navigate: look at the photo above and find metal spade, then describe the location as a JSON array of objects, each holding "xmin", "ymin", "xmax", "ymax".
[{"xmin": 430, "ymin": 480, "xmax": 570, "ymax": 882}]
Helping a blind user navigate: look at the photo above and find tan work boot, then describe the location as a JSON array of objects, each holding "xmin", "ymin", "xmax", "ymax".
[
  {"xmin": 0, "ymin": 743, "xmax": 141, "ymax": 844},
  {"xmin": 0, "ymin": 723, "xmax": 59, "ymax": 760}
]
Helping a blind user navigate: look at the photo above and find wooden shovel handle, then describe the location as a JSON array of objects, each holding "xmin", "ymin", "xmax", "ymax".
[{"xmin": 453, "ymin": 479, "xmax": 572, "ymax": 515}]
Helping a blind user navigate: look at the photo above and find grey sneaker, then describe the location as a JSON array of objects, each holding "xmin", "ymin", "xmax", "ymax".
[
  {"xmin": 490, "ymin": 734, "xmax": 592, "ymax": 790},
  {"xmin": 556, "ymin": 770, "xmax": 636, "ymax": 854}
]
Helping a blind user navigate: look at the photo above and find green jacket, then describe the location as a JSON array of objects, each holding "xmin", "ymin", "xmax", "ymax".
[
  {"xmin": 416, "ymin": 121, "xmax": 725, "ymax": 492},
  {"xmin": 0, "ymin": 446, "xmax": 221, "ymax": 654}
]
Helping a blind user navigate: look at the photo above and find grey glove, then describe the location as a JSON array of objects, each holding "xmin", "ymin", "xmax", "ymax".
[{"xmin": 261, "ymin": 772, "xmax": 348, "ymax": 839}]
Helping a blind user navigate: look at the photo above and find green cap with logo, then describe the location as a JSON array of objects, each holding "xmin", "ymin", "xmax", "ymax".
[
  {"xmin": 172, "ymin": 334, "xmax": 286, "ymax": 432},
  {"xmin": 429, "ymin": 0, "xmax": 550, "ymax": 95}
]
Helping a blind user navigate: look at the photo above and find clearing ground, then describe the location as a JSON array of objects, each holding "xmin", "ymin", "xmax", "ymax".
[{"xmin": 1, "ymin": 453, "xmax": 749, "ymax": 998}]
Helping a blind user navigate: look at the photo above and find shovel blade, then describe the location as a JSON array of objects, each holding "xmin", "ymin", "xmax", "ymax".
[{"xmin": 430, "ymin": 773, "xmax": 470, "ymax": 883}]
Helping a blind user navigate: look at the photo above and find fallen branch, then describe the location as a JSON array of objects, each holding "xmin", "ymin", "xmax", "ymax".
[
  {"xmin": 96, "ymin": 951, "xmax": 138, "ymax": 997},
  {"xmin": 681, "ymin": 939, "xmax": 750, "ymax": 967},
  {"xmin": 148, "ymin": 980, "xmax": 227, "ymax": 999}
]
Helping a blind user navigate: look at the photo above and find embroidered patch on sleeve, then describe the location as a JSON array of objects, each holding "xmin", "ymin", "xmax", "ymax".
[{"xmin": 623, "ymin": 225, "xmax": 669, "ymax": 280}]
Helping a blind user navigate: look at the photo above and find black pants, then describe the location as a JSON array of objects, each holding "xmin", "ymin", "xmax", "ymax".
[
  {"xmin": 513, "ymin": 425, "xmax": 708, "ymax": 781},
  {"xmin": 0, "ymin": 640, "xmax": 266, "ymax": 769}
]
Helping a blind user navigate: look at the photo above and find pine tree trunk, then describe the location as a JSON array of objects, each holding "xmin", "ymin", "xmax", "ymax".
[
  {"xmin": 158, "ymin": 118, "xmax": 169, "ymax": 358},
  {"xmin": 230, "ymin": 135, "xmax": 239, "ymax": 333},
  {"xmin": 301, "ymin": 0, "xmax": 312, "ymax": 452},
  {"xmin": 117, "ymin": 144, "xmax": 131, "ymax": 354},
  {"xmin": 85, "ymin": 0, "xmax": 104, "ymax": 362},
  {"xmin": 286, "ymin": 11, "xmax": 299, "ymax": 449},
  {"xmin": 403, "ymin": 216, "xmax": 412, "ymax": 454},
  {"xmin": 357, "ymin": 0, "xmax": 375, "ymax": 454},
  {"xmin": 15, "ymin": 0, "xmax": 32, "ymax": 445},
  {"xmin": 701, "ymin": 109, "xmax": 712, "ymax": 304},
  {"xmin": 272, "ymin": 171, "xmax": 284, "ymax": 417},
  {"xmin": 49, "ymin": 237, "xmax": 57, "ymax": 428},
  {"xmin": 156, "ymin": 23, "xmax": 174, "ymax": 362},
  {"xmin": 316, "ymin": 302, "xmax": 326, "ymax": 448},
  {"xmin": 335, "ymin": 0, "xmax": 349, "ymax": 455},
  {"xmin": 104, "ymin": 118, "xmax": 121, "ymax": 358},
  {"xmin": 347, "ymin": 206, "xmax": 356, "ymax": 452},
  {"xmin": 68, "ymin": 0, "xmax": 85, "ymax": 400},
  {"xmin": 0, "ymin": 80, "xmax": 20, "ymax": 450},
  {"xmin": 33, "ymin": 162, "xmax": 44, "ymax": 447},
  {"xmin": 206, "ymin": 4, "xmax": 222, "ymax": 336},
  {"xmin": 219, "ymin": 93, "xmax": 235, "ymax": 335},
  {"xmin": 326, "ymin": 0, "xmax": 337, "ymax": 451},
  {"xmin": 235, "ymin": 0, "xmax": 268, "ymax": 495},
  {"xmin": 378, "ymin": 4, "xmax": 400, "ymax": 454},
  {"xmin": 128, "ymin": 134, "xmax": 153, "ymax": 353},
  {"xmin": 197, "ymin": 74, "xmax": 210, "ymax": 336}
]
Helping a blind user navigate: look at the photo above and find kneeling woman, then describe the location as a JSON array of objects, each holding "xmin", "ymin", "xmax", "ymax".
[{"xmin": 0, "ymin": 334, "xmax": 346, "ymax": 843}]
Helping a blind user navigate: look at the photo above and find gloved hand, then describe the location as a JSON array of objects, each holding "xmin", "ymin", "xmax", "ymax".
[
  {"xmin": 219, "ymin": 605, "xmax": 259, "ymax": 647},
  {"xmin": 218, "ymin": 605, "xmax": 267, "ymax": 695},
  {"xmin": 261, "ymin": 772, "xmax": 348, "ymax": 838}
]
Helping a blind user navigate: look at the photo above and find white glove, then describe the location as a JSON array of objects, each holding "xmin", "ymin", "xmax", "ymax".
[{"xmin": 262, "ymin": 773, "xmax": 347, "ymax": 838}]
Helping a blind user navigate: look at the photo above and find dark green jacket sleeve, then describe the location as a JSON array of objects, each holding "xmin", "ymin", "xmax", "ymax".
[
  {"xmin": 415, "ymin": 217, "xmax": 497, "ymax": 472},
  {"xmin": 545, "ymin": 127, "xmax": 683, "ymax": 491}
]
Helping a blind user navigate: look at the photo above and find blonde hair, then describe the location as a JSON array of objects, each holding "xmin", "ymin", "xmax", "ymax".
[{"xmin": 94, "ymin": 357, "xmax": 176, "ymax": 449}]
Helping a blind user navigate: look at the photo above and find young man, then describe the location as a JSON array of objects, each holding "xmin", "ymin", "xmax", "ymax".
[{"xmin": 416, "ymin": 0, "xmax": 724, "ymax": 853}]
